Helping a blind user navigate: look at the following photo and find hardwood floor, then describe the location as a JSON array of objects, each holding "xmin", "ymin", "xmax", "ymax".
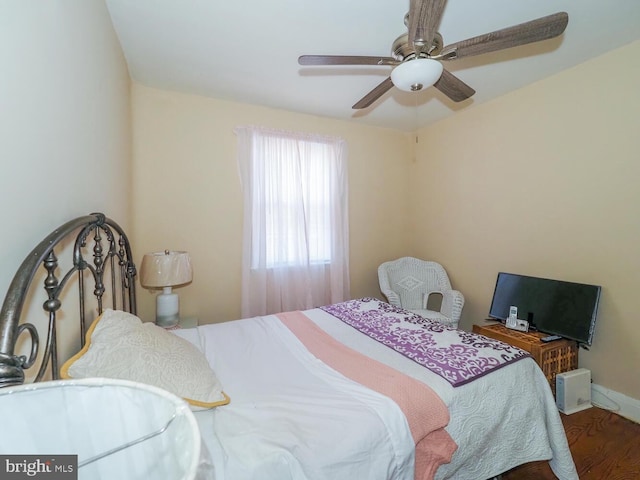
[{"xmin": 502, "ymin": 406, "xmax": 640, "ymax": 479}]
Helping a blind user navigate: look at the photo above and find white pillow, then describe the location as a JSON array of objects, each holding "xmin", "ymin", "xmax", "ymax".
[{"xmin": 61, "ymin": 309, "xmax": 229, "ymax": 409}]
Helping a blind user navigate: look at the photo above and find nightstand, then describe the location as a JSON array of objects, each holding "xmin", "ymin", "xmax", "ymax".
[{"xmin": 472, "ymin": 323, "xmax": 578, "ymax": 395}]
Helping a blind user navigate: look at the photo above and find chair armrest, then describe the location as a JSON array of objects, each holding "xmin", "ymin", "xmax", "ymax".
[
  {"xmin": 440, "ymin": 289, "xmax": 465, "ymax": 324},
  {"xmin": 380, "ymin": 288, "xmax": 402, "ymax": 307}
]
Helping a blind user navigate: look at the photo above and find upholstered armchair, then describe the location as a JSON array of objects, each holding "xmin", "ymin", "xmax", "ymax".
[{"xmin": 378, "ymin": 257, "xmax": 465, "ymax": 329}]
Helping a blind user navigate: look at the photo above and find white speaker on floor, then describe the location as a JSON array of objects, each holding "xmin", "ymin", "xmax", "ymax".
[{"xmin": 556, "ymin": 368, "xmax": 592, "ymax": 414}]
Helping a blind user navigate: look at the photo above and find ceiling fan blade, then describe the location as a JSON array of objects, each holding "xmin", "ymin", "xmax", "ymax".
[
  {"xmin": 299, "ymin": 55, "xmax": 398, "ymax": 66},
  {"xmin": 352, "ymin": 77, "xmax": 395, "ymax": 109},
  {"xmin": 440, "ymin": 12, "xmax": 568, "ymax": 60},
  {"xmin": 433, "ymin": 69, "xmax": 475, "ymax": 102},
  {"xmin": 408, "ymin": 0, "xmax": 447, "ymax": 53}
]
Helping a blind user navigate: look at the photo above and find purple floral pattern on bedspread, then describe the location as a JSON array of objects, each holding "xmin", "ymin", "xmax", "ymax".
[{"xmin": 320, "ymin": 298, "xmax": 531, "ymax": 387}]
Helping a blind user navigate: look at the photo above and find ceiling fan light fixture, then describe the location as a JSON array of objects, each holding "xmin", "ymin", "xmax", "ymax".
[{"xmin": 390, "ymin": 58, "xmax": 443, "ymax": 92}]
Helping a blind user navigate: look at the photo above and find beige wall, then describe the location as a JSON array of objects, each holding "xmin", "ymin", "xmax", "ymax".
[
  {"xmin": 131, "ymin": 85, "xmax": 412, "ymax": 323},
  {"xmin": 130, "ymin": 35, "xmax": 640, "ymax": 401},
  {"xmin": 411, "ymin": 40, "xmax": 640, "ymax": 399},
  {"xmin": 0, "ymin": 1, "xmax": 131, "ymax": 371}
]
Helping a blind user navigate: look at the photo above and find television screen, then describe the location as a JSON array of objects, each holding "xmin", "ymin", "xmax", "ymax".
[{"xmin": 488, "ymin": 272, "xmax": 601, "ymax": 346}]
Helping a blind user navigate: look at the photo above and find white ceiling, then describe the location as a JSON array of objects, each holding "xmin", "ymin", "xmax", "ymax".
[{"xmin": 105, "ymin": 0, "xmax": 640, "ymax": 132}]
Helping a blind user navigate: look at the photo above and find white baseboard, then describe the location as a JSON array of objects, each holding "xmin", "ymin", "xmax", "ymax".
[{"xmin": 591, "ymin": 384, "xmax": 640, "ymax": 424}]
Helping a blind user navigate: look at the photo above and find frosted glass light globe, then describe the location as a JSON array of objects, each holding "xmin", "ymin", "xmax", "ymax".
[{"xmin": 391, "ymin": 59, "xmax": 444, "ymax": 92}]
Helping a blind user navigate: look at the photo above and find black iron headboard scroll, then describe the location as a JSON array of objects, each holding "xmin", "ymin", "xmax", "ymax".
[{"xmin": 0, "ymin": 213, "xmax": 137, "ymax": 388}]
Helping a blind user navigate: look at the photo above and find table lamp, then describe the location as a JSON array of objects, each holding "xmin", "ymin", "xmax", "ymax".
[{"xmin": 140, "ymin": 250, "xmax": 193, "ymax": 327}]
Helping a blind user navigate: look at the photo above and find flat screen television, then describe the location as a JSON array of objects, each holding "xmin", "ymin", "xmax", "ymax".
[{"xmin": 488, "ymin": 272, "xmax": 601, "ymax": 346}]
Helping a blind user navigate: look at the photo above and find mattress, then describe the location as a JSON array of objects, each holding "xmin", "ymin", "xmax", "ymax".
[{"xmin": 173, "ymin": 301, "xmax": 578, "ymax": 480}]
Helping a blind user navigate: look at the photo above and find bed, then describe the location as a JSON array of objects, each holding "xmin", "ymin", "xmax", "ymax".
[{"xmin": 0, "ymin": 213, "xmax": 578, "ymax": 480}]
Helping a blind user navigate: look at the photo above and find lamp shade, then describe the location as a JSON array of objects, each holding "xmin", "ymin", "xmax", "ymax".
[
  {"xmin": 140, "ymin": 251, "xmax": 193, "ymax": 289},
  {"xmin": 390, "ymin": 59, "xmax": 443, "ymax": 92},
  {"xmin": 0, "ymin": 378, "xmax": 203, "ymax": 479}
]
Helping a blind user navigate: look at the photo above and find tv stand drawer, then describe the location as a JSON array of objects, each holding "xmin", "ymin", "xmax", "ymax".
[{"xmin": 472, "ymin": 323, "xmax": 578, "ymax": 394}]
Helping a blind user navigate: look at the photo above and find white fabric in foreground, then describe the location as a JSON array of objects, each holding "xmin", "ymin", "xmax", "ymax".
[
  {"xmin": 0, "ymin": 378, "xmax": 210, "ymax": 480},
  {"xmin": 189, "ymin": 315, "xmax": 416, "ymax": 480}
]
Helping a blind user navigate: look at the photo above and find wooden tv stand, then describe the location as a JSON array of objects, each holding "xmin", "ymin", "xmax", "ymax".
[{"xmin": 472, "ymin": 322, "xmax": 578, "ymax": 395}]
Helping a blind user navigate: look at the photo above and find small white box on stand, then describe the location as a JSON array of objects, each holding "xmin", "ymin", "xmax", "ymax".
[{"xmin": 556, "ymin": 368, "xmax": 592, "ymax": 414}]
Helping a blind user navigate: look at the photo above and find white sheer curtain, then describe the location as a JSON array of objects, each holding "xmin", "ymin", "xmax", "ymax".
[{"xmin": 235, "ymin": 126, "xmax": 350, "ymax": 317}]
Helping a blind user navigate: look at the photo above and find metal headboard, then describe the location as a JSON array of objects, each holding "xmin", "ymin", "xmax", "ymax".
[{"xmin": 0, "ymin": 213, "xmax": 137, "ymax": 388}]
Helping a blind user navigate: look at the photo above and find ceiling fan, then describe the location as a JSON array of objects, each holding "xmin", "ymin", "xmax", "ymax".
[{"xmin": 298, "ymin": 0, "xmax": 568, "ymax": 109}]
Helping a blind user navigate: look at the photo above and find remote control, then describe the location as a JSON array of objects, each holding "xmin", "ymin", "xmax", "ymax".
[{"xmin": 541, "ymin": 334, "xmax": 562, "ymax": 342}]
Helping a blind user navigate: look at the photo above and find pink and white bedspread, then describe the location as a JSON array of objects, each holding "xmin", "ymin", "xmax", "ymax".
[
  {"xmin": 188, "ymin": 314, "xmax": 430, "ymax": 480},
  {"xmin": 321, "ymin": 298, "xmax": 530, "ymax": 387},
  {"xmin": 174, "ymin": 300, "xmax": 578, "ymax": 480},
  {"xmin": 277, "ymin": 310, "xmax": 457, "ymax": 480}
]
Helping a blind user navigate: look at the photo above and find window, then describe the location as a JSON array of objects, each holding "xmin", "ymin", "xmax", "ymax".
[
  {"xmin": 235, "ymin": 126, "xmax": 350, "ymax": 316},
  {"xmin": 257, "ymin": 138, "xmax": 336, "ymax": 268}
]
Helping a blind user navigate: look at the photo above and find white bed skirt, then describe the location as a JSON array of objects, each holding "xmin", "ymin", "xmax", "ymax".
[{"xmin": 0, "ymin": 377, "xmax": 209, "ymax": 480}]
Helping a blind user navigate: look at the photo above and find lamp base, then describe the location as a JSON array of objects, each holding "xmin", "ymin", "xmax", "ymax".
[{"xmin": 155, "ymin": 290, "xmax": 180, "ymax": 328}]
